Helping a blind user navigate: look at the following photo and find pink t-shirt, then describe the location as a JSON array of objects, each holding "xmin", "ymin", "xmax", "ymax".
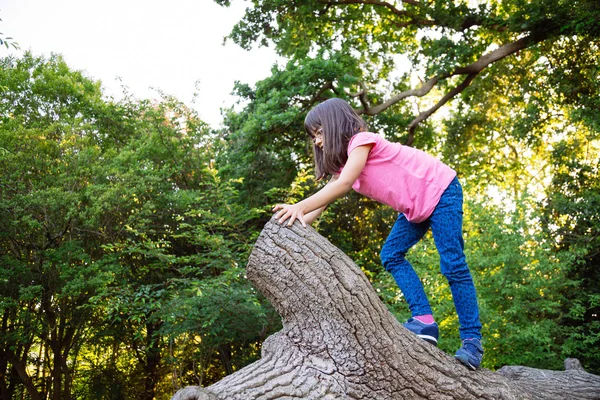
[{"xmin": 343, "ymin": 132, "xmax": 457, "ymax": 223}]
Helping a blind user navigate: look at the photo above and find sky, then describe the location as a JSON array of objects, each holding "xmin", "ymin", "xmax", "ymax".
[{"xmin": 1, "ymin": 0, "xmax": 281, "ymax": 127}]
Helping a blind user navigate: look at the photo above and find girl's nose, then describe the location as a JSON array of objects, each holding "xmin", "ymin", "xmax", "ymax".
[{"xmin": 315, "ymin": 136, "xmax": 323, "ymax": 148}]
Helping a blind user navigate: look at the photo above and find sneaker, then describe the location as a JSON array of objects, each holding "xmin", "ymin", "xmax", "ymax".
[
  {"xmin": 403, "ymin": 318, "xmax": 439, "ymax": 346},
  {"xmin": 455, "ymin": 338, "xmax": 484, "ymax": 370}
]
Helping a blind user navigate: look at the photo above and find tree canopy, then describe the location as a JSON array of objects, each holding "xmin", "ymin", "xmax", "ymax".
[{"xmin": 223, "ymin": 0, "xmax": 600, "ymax": 139}]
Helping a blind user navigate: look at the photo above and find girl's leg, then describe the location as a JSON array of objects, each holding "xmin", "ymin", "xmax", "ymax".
[
  {"xmin": 429, "ymin": 177, "xmax": 482, "ymax": 340},
  {"xmin": 380, "ymin": 214, "xmax": 431, "ymax": 316}
]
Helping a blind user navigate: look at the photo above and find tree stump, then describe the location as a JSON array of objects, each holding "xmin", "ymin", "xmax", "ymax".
[{"xmin": 172, "ymin": 218, "xmax": 600, "ymax": 399}]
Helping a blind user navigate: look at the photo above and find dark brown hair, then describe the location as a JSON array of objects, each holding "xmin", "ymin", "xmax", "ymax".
[{"xmin": 305, "ymin": 98, "xmax": 369, "ymax": 180}]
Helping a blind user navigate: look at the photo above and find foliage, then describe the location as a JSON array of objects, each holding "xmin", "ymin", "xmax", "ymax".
[
  {"xmin": 0, "ymin": 53, "xmax": 271, "ymax": 399},
  {"xmin": 0, "ymin": 14, "xmax": 20, "ymax": 51},
  {"xmin": 219, "ymin": 0, "xmax": 600, "ymax": 140},
  {"xmin": 217, "ymin": 53, "xmax": 364, "ymax": 209},
  {"xmin": 542, "ymin": 137, "xmax": 600, "ymax": 373},
  {"xmin": 463, "ymin": 197, "xmax": 571, "ymax": 370},
  {"xmin": 0, "ymin": 52, "xmax": 117, "ymax": 400}
]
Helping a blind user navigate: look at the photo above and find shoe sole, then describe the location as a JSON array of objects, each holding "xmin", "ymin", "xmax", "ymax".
[
  {"xmin": 418, "ymin": 334, "xmax": 438, "ymax": 346},
  {"xmin": 455, "ymin": 354, "xmax": 477, "ymax": 370}
]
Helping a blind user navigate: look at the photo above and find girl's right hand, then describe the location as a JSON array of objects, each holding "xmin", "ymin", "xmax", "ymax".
[{"xmin": 272, "ymin": 203, "xmax": 307, "ymax": 227}]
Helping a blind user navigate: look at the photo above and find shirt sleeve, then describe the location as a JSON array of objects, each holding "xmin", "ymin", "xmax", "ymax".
[{"xmin": 348, "ymin": 132, "xmax": 379, "ymax": 155}]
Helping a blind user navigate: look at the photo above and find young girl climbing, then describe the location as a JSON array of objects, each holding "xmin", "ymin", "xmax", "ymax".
[{"xmin": 273, "ymin": 98, "xmax": 484, "ymax": 370}]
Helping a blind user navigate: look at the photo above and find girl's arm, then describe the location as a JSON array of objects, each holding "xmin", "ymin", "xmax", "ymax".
[
  {"xmin": 273, "ymin": 144, "xmax": 373, "ymax": 227},
  {"xmin": 304, "ymin": 207, "xmax": 326, "ymax": 225},
  {"xmin": 302, "ymin": 175, "xmax": 338, "ymax": 225}
]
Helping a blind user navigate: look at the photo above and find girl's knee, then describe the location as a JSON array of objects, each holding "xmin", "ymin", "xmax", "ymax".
[
  {"xmin": 441, "ymin": 263, "xmax": 473, "ymax": 283},
  {"xmin": 380, "ymin": 244, "xmax": 408, "ymax": 272}
]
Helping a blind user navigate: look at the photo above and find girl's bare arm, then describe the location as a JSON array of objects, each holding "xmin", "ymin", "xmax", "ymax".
[
  {"xmin": 302, "ymin": 176, "xmax": 338, "ymax": 225},
  {"xmin": 273, "ymin": 144, "xmax": 372, "ymax": 227}
]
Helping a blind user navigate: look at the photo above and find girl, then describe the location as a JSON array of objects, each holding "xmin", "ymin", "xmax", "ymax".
[{"xmin": 273, "ymin": 98, "xmax": 484, "ymax": 370}]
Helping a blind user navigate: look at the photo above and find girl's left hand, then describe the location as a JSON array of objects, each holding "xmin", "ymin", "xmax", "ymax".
[{"xmin": 272, "ymin": 203, "xmax": 307, "ymax": 227}]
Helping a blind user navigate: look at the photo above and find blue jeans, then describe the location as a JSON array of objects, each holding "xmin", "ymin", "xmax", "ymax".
[{"xmin": 380, "ymin": 177, "xmax": 482, "ymax": 340}]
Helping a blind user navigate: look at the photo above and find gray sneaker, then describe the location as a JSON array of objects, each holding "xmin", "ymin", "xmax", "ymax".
[{"xmin": 455, "ymin": 338, "xmax": 484, "ymax": 370}]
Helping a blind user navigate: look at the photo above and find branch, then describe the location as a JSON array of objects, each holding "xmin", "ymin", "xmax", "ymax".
[
  {"xmin": 404, "ymin": 35, "xmax": 537, "ymax": 143},
  {"xmin": 352, "ymin": 34, "xmax": 541, "ymax": 144},
  {"xmin": 405, "ymin": 73, "xmax": 477, "ymax": 145},
  {"xmin": 319, "ymin": 0, "xmax": 436, "ymax": 27},
  {"xmin": 5, "ymin": 350, "xmax": 44, "ymax": 400},
  {"xmin": 308, "ymin": 81, "xmax": 335, "ymax": 106},
  {"xmin": 171, "ymin": 219, "xmax": 600, "ymax": 400},
  {"xmin": 349, "ymin": 81, "xmax": 370, "ymax": 111},
  {"xmin": 319, "ymin": 0, "xmax": 425, "ymax": 17},
  {"xmin": 355, "ymin": 76, "xmax": 440, "ymax": 116},
  {"xmin": 310, "ymin": 2, "xmax": 543, "ymax": 144},
  {"xmin": 497, "ymin": 359, "xmax": 600, "ymax": 399},
  {"xmin": 453, "ymin": 35, "xmax": 534, "ymax": 75}
]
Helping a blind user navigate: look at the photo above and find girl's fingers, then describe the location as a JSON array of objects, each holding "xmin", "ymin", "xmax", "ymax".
[
  {"xmin": 297, "ymin": 215, "xmax": 307, "ymax": 228},
  {"xmin": 272, "ymin": 204, "xmax": 306, "ymax": 227},
  {"xmin": 279, "ymin": 210, "xmax": 296, "ymax": 226},
  {"xmin": 274, "ymin": 206, "xmax": 288, "ymax": 221},
  {"xmin": 277, "ymin": 210, "xmax": 291, "ymax": 224},
  {"xmin": 273, "ymin": 204, "xmax": 289, "ymax": 214}
]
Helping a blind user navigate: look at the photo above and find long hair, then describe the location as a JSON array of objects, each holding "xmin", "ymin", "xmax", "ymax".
[{"xmin": 304, "ymin": 98, "xmax": 368, "ymax": 180}]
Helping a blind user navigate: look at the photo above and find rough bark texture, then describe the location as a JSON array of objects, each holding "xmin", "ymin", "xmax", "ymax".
[{"xmin": 172, "ymin": 218, "xmax": 600, "ymax": 399}]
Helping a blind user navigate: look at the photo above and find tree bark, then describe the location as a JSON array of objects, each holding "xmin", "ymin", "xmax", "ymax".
[
  {"xmin": 172, "ymin": 218, "xmax": 600, "ymax": 399},
  {"xmin": 5, "ymin": 350, "xmax": 43, "ymax": 400},
  {"xmin": 143, "ymin": 321, "xmax": 163, "ymax": 400}
]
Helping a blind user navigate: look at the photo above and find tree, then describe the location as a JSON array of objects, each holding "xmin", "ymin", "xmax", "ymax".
[
  {"xmin": 171, "ymin": 219, "xmax": 600, "ymax": 399},
  {"xmin": 541, "ymin": 138, "xmax": 600, "ymax": 373},
  {"xmin": 215, "ymin": 0, "xmax": 600, "ymax": 208},
  {"xmin": 0, "ymin": 53, "xmax": 274, "ymax": 399},
  {"xmin": 213, "ymin": 0, "xmax": 600, "ymax": 378},
  {"xmin": 0, "ymin": 52, "xmax": 119, "ymax": 400},
  {"xmin": 219, "ymin": 0, "xmax": 599, "ymax": 143}
]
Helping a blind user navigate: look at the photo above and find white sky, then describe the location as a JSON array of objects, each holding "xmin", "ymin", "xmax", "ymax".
[{"xmin": 1, "ymin": 0, "xmax": 281, "ymax": 127}]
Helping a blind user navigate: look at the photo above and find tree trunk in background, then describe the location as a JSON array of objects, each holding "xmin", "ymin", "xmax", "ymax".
[
  {"xmin": 218, "ymin": 345, "xmax": 234, "ymax": 376},
  {"xmin": 143, "ymin": 321, "xmax": 163, "ymax": 400},
  {"xmin": 51, "ymin": 350, "xmax": 62, "ymax": 400},
  {"xmin": 171, "ymin": 218, "xmax": 600, "ymax": 399},
  {"xmin": 0, "ymin": 351, "xmax": 9, "ymax": 400},
  {"xmin": 6, "ymin": 350, "xmax": 43, "ymax": 400}
]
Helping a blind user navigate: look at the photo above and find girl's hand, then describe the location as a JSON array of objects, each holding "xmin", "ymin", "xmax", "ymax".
[{"xmin": 272, "ymin": 203, "xmax": 307, "ymax": 227}]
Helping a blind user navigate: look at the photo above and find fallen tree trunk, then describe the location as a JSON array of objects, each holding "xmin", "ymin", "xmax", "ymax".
[{"xmin": 172, "ymin": 218, "xmax": 600, "ymax": 399}]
